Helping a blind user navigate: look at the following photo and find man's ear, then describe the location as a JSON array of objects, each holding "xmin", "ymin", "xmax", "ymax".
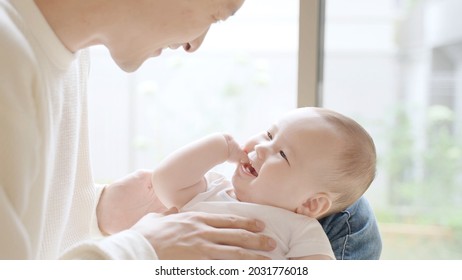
[{"xmin": 296, "ymin": 193, "xmax": 332, "ymax": 219}]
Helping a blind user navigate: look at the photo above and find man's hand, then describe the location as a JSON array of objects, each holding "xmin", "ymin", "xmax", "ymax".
[
  {"xmin": 132, "ymin": 211, "xmax": 276, "ymax": 259},
  {"xmin": 97, "ymin": 169, "xmax": 167, "ymax": 235}
]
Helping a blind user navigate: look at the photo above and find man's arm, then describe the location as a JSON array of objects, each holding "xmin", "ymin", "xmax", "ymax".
[
  {"xmin": 319, "ymin": 196, "xmax": 382, "ymax": 260},
  {"xmin": 152, "ymin": 133, "xmax": 248, "ymax": 209}
]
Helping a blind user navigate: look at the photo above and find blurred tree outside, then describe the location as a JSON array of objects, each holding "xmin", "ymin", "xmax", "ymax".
[{"xmin": 379, "ymin": 104, "xmax": 462, "ymax": 259}]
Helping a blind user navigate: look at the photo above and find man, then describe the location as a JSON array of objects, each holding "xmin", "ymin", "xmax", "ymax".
[{"xmin": 0, "ymin": 0, "xmax": 381, "ymax": 259}]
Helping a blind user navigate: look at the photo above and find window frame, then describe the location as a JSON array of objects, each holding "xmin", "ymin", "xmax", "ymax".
[{"xmin": 298, "ymin": 0, "xmax": 325, "ymax": 107}]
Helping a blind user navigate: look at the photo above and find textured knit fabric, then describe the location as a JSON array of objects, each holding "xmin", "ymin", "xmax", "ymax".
[
  {"xmin": 0, "ymin": 0, "xmax": 155, "ymax": 259},
  {"xmin": 181, "ymin": 172, "xmax": 335, "ymax": 260}
]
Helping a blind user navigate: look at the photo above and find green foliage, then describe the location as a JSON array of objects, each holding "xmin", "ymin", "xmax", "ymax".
[{"xmin": 381, "ymin": 104, "xmax": 462, "ymax": 227}]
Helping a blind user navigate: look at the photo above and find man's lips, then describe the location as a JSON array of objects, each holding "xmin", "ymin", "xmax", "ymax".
[{"xmin": 243, "ymin": 162, "xmax": 258, "ymax": 177}]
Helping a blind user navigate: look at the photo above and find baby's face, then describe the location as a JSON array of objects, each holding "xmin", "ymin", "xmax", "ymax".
[{"xmin": 231, "ymin": 108, "xmax": 341, "ymax": 212}]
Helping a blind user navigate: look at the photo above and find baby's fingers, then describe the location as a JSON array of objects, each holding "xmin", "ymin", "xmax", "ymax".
[{"xmin": 238, "ymin": 150, "xmax": 250, "ymax": 164}]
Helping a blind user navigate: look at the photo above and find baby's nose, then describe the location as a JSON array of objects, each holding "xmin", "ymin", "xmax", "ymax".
[{"xmin": 254, "ymin": 143, "xmax": 271, "ymax": 159}]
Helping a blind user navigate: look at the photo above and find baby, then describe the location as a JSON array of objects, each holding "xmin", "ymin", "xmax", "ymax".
[{"xmin": 152, "ymin": 107, "xmax": 376, "ymax": 259}]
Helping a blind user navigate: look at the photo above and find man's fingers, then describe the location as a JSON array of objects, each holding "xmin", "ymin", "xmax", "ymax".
[
  {"xmin": 205, "ymin": 228, "xmax": 276, "ymax": 252},
  {"xmin": 184, "ymin": 212, "xmax": 277, "ymax": 252},
  {"xmin": 197, "ymin": 212, "xmax": 265, "ymax": 232},
  {"xmin": 207, "ymin": 244, "xmax": 271, "ymax": 260},
  {"xmin": 132, "ymin": 211, "xmax": 277, "ymax": 259}
]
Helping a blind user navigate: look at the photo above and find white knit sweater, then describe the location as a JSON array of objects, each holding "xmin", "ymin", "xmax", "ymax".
[{"xmin": 0, "ymin": 0, "xmax": 156, "ymax": 259}]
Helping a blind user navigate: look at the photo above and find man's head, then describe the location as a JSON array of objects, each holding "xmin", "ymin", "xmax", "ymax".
[{"xmin": 35, "ymin": 0, "xmax": 245, "ymax": 72}]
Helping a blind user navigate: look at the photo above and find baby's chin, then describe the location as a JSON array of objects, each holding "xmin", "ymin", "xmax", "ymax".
[
  {"xmin": 230, "ymin": 184, "xmax": 249, "ymax": 204},
  {"xmin": 226, "ymin": 189, "xmax": 238, "ymax": 200}
]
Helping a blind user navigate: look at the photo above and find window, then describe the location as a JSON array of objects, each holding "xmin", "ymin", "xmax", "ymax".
[{"xmin": 323, "ymin": 0, "xmax": 462, "ymax": 259}]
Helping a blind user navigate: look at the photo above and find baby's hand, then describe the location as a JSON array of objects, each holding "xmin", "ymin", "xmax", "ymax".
[{"xmin": 223, "ymin": 134, "xmax": 249, "ymax": 164}]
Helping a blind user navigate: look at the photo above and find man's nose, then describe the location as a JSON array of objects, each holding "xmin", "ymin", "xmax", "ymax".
[{"xmin": 184, "ymin": 28, "xmax": 210, "ymax": 53}]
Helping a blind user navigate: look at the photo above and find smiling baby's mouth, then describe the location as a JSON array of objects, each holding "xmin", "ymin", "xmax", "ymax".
[{"xmin": 244, "ymin": 162, "xmax": 258, "ymax": 177}]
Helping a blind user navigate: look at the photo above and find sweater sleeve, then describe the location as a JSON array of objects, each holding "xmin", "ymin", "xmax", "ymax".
[
  {"xmin": 60, "ymin": 230, "xmax": 158, "ymax": 260},
  {"xmin": 89, "ymin": 184, "xmax": 106, "ymax": 238},
  {"xmin": 61, "ymin": 183, "xmax": 160, "ymax": 260}
]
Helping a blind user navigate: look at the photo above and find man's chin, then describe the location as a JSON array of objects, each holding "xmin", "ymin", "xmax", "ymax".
[
  {"xmin": 117, "ymin": 61, "xmax": 142, "ymax": 73},
  {"xmin": 111, "ymin": 54, "xmax": 144, "ymax": 73},
  {"xmin": 112, "ymin": 48, "xmax": 163, "ymax": 72}
]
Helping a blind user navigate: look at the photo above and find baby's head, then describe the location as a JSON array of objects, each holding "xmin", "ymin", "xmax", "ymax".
[
  {"xmin": 231, "ymin": 107, "xmax": 376, "ymax": 219},
  {"xmin": 311, "ymin": 108, "xmax": 376, "ymax": 217}
]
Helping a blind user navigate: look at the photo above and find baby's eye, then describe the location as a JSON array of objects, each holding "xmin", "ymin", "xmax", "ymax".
[
  {"xmin": 267, "ymin": 131, "xmax": 273, "ymax": 140},
  {"xmin": 280, "ymin": 150, "xmax": 290, "ymax": 165}
]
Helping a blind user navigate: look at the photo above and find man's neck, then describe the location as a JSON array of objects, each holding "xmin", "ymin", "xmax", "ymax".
[{"xmin": 34, "ymin": 0, "xmax": 105, "ymax": 53}]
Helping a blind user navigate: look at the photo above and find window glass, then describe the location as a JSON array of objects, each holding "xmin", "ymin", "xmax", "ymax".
[
  {"xmin": 324, "ymin": 0, "xmax": 462, "ymax": 259},
  {"xmin": 87, "ymin": 1, "xmax": 299, "ymax": 181}
]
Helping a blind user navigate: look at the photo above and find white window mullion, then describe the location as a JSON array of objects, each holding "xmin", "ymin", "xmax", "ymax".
[{"xmin": 298, "ymin": 0, "xmax": 325, "ymax": 107}]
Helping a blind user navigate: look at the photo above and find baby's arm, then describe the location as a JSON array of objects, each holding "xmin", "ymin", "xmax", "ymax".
[{"xmin": 152, "ymin": 133, "xmax": 248, "ymax": 209}]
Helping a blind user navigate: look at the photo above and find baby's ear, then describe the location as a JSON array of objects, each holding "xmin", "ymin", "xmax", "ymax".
[{"xmin": 296, "ymin": 193, "xmax": 332, "ymax": 219}]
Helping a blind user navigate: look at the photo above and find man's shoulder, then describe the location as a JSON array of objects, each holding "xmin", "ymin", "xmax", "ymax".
[{"xmin": 0, "ymin": 2, "xmax": 36, "ymax": 70}]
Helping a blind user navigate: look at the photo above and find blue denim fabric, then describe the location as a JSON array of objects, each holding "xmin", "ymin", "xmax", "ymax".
[{"xmin": 319, "ymin": 196, "xmax": 382, "ymax": 260}]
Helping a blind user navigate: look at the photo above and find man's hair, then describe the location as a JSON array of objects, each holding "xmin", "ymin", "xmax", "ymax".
[{"xmin": 317, "ymin": 108, "xmax": 377, "ymax": 216}]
